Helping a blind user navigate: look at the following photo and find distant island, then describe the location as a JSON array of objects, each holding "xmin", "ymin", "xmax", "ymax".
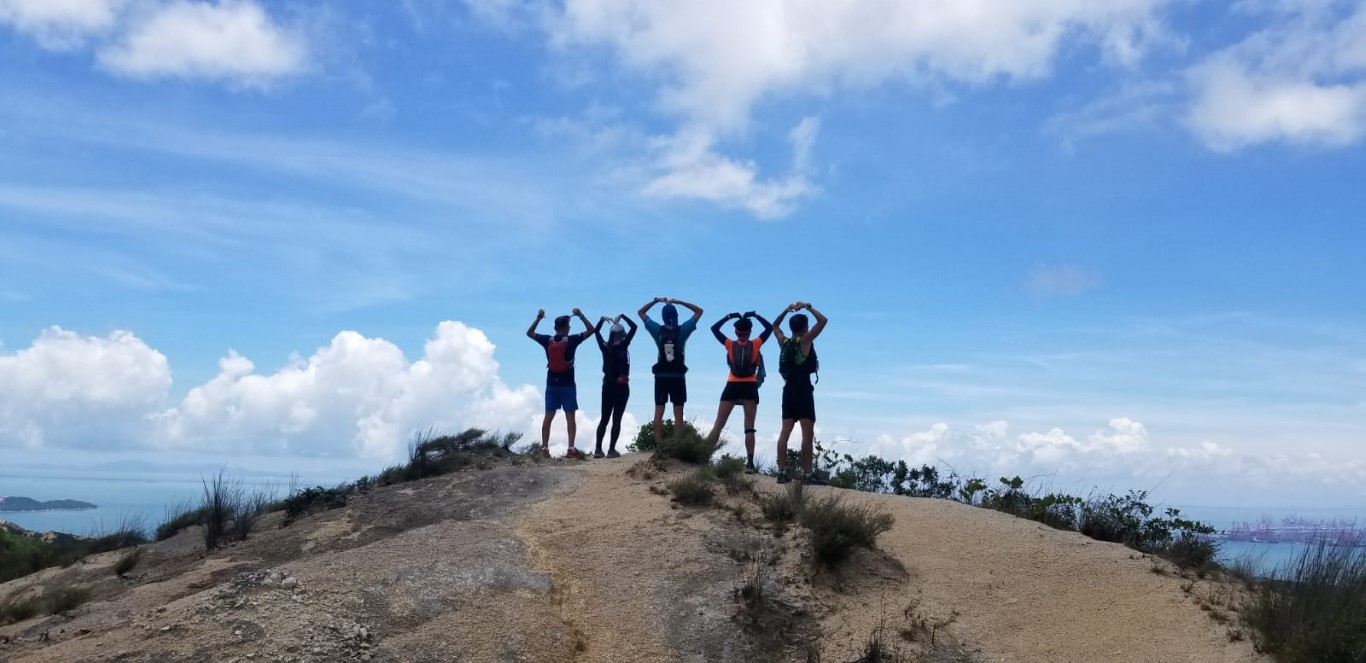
[{"xmin": 0, "ymin": 496, "xmax": 97, "ymax": 512}]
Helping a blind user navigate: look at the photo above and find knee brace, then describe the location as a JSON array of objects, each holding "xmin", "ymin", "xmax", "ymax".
[{"xmin": 744, "ymin": 428, "xmax": 757, "ymax": 434}]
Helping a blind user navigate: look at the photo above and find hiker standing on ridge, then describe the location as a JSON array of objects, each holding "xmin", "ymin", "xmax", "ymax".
[
  {"xmin": 772, "ymin": 302, "xmax": 827, "ymax": 484},
  {"xmin": 638, "ymin": 297, "xmax": 704, "ymax": 446},
  {"xmin": 593, "ymin": 314, "xmax": 638, "ymax": 458},
  {"xmin": 706, "ymin": 311, "xmax": 773, "ymax": 474},
  {"xmin": 528, "ymin": 308, "xmax": 594, "ymax": 458}
]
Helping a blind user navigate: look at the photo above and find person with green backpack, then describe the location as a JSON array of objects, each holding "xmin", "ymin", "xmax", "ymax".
[
  {"xmin": 771, "ymin": 302, "xmax": 827, "ymax": 484},
  {"xmin": 705, "ymin": 311, "xmax": 773, "ymax": 474},
  {"xmin": 638, "ymin": 297, "xmax": 705, "ymax": 447}
]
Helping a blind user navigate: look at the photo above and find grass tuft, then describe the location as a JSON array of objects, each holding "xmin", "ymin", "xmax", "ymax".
[
  {"xmin": 113, "ymin": 548, "xmax": 143, "ymax": 577},
  {"xmin": 798, "ymin": 496, "xmax": 894, "ymax": 569},
  {"xmin": 667, "ymin": 470, "xmax": 716, "ymax": 506},
  {"xmin": 651, "ymin": 422, "xmax": 720, "ymax": 465},
  {"xmin": 1241, "ymin": 541, "xmax": 1366, "ymax": 662}
]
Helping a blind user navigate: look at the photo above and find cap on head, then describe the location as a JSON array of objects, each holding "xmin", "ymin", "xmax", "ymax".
[
  {"xmin": 610, "ymin": 321, "xmax": 625, "ymax": 335},
  {"xmin": 789, "ymin": 313, "xmax": 809, "ymax": 334},
  {"xmin": 661, "ymin": 303, "xmax": 679, "ymax": 326}
]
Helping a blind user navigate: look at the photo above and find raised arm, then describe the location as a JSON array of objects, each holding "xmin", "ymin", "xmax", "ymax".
[
  {"xmin": 573, "ymin": 308, "xmax": 594, "ymax": 339},
  {"xmin": 711, "ymin": 312, "xmax": 738, "ymax": 344},
  {"xmin": 744, "ymin": 311, "xmax": 774, "ymax": 342},
  {"xmin": 800, "ymin": 302, "xmax": 828, "ymax": 352},
  {"xmin": 526, "ymin": 309, "xmax": 545, "ymax": 339},
  {"xmin": 671, "ymin": 298, "xmax": 704, "ymax": 322},
  {"xmin": 619, "ymin": 315, "xmax": 639, "ymax": 343},
  {"xmin": 593, "ymin": 316, "xmax": 610, "ymax": 349},
  {"xmin": 771, "ymin": 305, "xmax": 792, "ymax": 344},
  {"xmin": 638, "ymin": 297, "xmax": 664, "ymax": 322}
]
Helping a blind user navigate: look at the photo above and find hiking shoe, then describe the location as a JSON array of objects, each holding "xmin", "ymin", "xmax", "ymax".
[
  {"xmin": 606, "ymin": 449, "xmax": 621, "ymax": 458},
  {"xmin": 565, "ymin": 447, "xmax": 581, "ymax": 459},
  {"xmin": 803, "ymin": 473, "xmax": 829, "ymax": 486},
  {"xmin": 540, "ymin": 445, "xmax": 551, "ymax": 458},
  {"xmin": 744, "ymin": 462, "xmax": 758, "ymax": 475},
  {"xmin": 593, "ymin": 449, "xmax": 606, "ymax": 459},
  {"xmin": 775, "ymin": 471, "xmax": 791, "ymax": 484}
]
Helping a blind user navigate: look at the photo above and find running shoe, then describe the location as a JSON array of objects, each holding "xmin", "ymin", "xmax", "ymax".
[
  {"xmin": 606, "ymin": 449, "xmax": 622, "ymax": 458},
  {"xmin": 540, "ymin": 445, "xmax": 551, "ymax": 458},
  {"xmin": 803, "ymin": 473, "xmax": 829, "ymax": 486},
  {"xmin": 744, "ymin": 462, "xmax": 758, "ymax": 475},
  {"xmin": 593, "ymin": 449, "xmax": 606, "ymax": 459},
  {"xmin": 775, "ymin": 471, "xmax": 791, "ymax": 484}
]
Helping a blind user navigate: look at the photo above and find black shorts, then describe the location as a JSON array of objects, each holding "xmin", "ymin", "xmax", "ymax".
[
  {"xmin": 654, "ymin": 376, "xmax": 687, "ymax": 406},
  {"xmin": 782, "ymin": 382, "xmax": 816, "ymax": 421},
  {"xmin": 720, "ymin": 381, "xmax": 760, "ymax": 404}
]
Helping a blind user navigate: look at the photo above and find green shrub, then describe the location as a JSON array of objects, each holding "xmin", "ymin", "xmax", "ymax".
[
  {"xmin": 201, "ymin": 470, "xmax": 239, "ymax": 551},
  {"xmin": 667, "ymin": 470, "xmax": 716, "ymax": 506},
  {"xmin": 156, "ymin": 501, "xmax": 208, "ymax": 541},
  {"xmin": 1164, "ymin": 531, "xmax": 1220, "ymax": 571},
  {"xmin": 799, "ymin": 496, "xmax": 894, "ymax": 569},
  {"xmin": 630, "ymin": 419, "xmax": 702, "ymax": 453},
  {"xmin": 1241, "ymin": 542, "xmax": 1366, "ymax": 662},
  {"xmin": 758, "ymin": 490, "xmax": 805, "ymax": 528},
  {"xmin": 713, "ymin": 455, "xmax": 754, "ymax": 494},
  {"xmin": 0, "ymin": 595, "xmax": 40, "ymax": 624},
  {"xmin": 282, "ymin": 485, "xmax": 350, "ymax": 524},
  {"xmin": 652, "ymin": 423, "xmax": 721, "ymax": 465}
]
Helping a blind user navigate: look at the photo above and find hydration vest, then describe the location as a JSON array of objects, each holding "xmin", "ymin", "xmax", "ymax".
[
  {"xmin": 653, "ymin": 325, "xmax": 686, "ymax": 374},
  {"xmin": 727, "ymin": 339, "xmax": 760, "ymax": 379},
  {"xmin": 547, "ymin": 337, "xmax": 573, "ymax": 373},
  {"xmin": 778, "ymin": 336, "xmax": 818, "ymax": 381},
  {"xmin": 604, "ymin": 342, "xmax": 630, "ymax": 383}
]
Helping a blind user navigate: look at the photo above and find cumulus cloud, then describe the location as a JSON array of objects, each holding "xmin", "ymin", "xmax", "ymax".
[
  {"xmin": 534, "ymin": 0, "xmax": 1175, "ymax": 217},
  {"xmin": 0, "ymin": 0, "xmax": 124, "ymax": 50},
  {"xmin": 1186, "ymin": 0, "xmax": 1366, "ymax": 150},
  {"xmin": 0, "ymin": 327, "xmax": 171, "ymax": 449},
  {"xmin": 0, "ymin": 322, "xmax": 542, "ymax": 462},
  {"xmin": 97, "ymin": 0, "xmax": 308, "ymax": 86}
]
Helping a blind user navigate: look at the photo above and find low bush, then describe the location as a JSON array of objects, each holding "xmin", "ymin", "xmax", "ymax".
[
  {"xmin": 156, "ymin": 501, "xmax": 209, "ymax": 541},
  {"xmin": 713, "ymin": 455, "xmax": 753, "ymax": 494},
  {"xmin": 631, "ymin": 419, "xmax": 689, "ymax": 452},
  {"xmin": 758, "ymin": 490, "xmax": 806, "ymax": 528},
  {"xmin": 667, "ymin": 470, "xmax": 716, "ymax": 506},
  {"xmin": 282, "ymin": 485, "xmax": 349, "ymax": 524},
  {"xmin": 45, "ymin": 585, "xmax": 91, "ymax": 615},
  {"xmin": 1241, "ymin": 542, "xmax": 1366, "ymax": 662},
  {"xmin": 0, "ymin": 595, "xmax": 40, "ymax": 624},
  {"xmin": 1164, "ymin": 531, "xmax": 1220, "ymax": 571},
  {"xmin": 652, "ymin": 423, "xmax": 721, "ymax": 465},
  {"xmin": 799, "ymin": 496, "xmax": 894, "ymax": 569},
  {"xmin": 113, "ymin": 549, "xmax": 143, "ymax": 577}
]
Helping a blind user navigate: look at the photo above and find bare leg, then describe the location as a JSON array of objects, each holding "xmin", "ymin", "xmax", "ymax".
[
  {"xmin": 741, "ymin": 400, "xmax": 758, "ymax": 462},
  {"xmin": 776, "ymin": 419, "xmax": 796, "ymax": 472},
  {"xmin": 708, "ymin": 400, "xmax": 736, "ymax": 444},
  {"xmin": 672, "ymin": 404, "xmax": 685, "ymax": 435},
  {"xmin": 567, "ymin": 410, "xmax": 578, "ymax": 450},
  {"xmin": 800, "ymin": 419, "xmax": 816, "ymax": 475},
  {"xmin": 653, "ymin": 404, "xmax": 665, "ymax": 444},
  {"xmin": 541, "ymin": 411, "xmax": 555, "ymax": 447}
]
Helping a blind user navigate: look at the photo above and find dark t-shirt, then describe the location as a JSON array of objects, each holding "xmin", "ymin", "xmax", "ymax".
[{"xmin": 535, "ymin": 333, "xmax": 590, "ymax": 387}]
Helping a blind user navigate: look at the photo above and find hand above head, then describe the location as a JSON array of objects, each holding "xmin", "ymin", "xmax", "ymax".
[
  {"xmin": 730, "ymin": 312, "xmax": 742, "ymax": 320},
  {"xmin": 656, "ymin": 296, "xmax": 668, "ymax": 303},
  {"xmin": 743, "ymin": 310, "xmax": 756, "ymax": 318},
  {"xmin": 537, "ymin": 309, "xmax": 546, "ymax": 319},
  {"xmin": 572, "ymin": 307, "xmax": 582, "ymax": 316}
]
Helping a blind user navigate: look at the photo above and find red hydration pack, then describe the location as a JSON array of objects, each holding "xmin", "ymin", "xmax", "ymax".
[{"xmin": 547, "ymin": 337, "xmax": 573, "ymax": 373}]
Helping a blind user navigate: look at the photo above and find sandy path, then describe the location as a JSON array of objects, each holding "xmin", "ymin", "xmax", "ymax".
[{"xmin": 795, "ymin": 486, "xmax": 1264, "ymax": 663}]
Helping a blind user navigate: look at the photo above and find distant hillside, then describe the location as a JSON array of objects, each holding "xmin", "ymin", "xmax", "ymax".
[{"xmin": 0, "ymin": 497, "xmax": 97, "ymax": 512}]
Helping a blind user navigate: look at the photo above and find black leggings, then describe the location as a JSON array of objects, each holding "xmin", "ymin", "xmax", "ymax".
[{"xmin": 597, "ymin": 382, "xmax": 630, "ymax": 450}]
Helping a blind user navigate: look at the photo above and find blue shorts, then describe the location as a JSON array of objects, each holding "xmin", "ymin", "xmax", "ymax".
[{"xmin": 545, "ymin": 385, "xmax": 578, "ymax": 412}]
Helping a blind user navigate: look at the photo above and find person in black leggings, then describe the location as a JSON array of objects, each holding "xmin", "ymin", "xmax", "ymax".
[{"xmin": 594, "ymin": 314, "xmax": 637, "ymax": 458}]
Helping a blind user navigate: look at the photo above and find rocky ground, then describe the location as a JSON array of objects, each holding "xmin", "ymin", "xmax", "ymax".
[{"xmin": 0, "ymin": 453, "xmax": 1264, "ymax": 662}]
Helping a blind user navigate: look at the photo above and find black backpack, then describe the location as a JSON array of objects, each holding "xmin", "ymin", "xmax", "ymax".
[
  {"xmin": 727, "ymin": 340, "xmax": 759, "ymax": 379},
  {"xmin": 779, "ymin": 337, "xmax": 818, "ymax": 381},
  {"xmin": 653, "ymin": 325, "xmax": 686, "ymax": 374}
]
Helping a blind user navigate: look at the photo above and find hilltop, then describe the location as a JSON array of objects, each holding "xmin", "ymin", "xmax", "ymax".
[{"xmin": 0, "ymin": 453, "xmax": 1263, "ymax": 662}]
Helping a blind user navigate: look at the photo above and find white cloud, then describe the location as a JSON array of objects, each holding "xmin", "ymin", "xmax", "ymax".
[
  {"xmin": 1027, "ymin": 264, "xmax": 1101, "ymax": 297},
  {"xmin": 0, "ymin": 0, "xmax": 124, "ymax": 50},
  {"xmin": 0, "ymin": 327, "xmax": 171, "ymax": 449},
  {"xmin": 1087, "ymin": 416, "xmax": 1148, "ymax": 454},
  {"xmin": 97, "ymin": 0, "xmax": 307, "ymax": 86},
  {"xmin": 1186, "ymin": 0, "xmax": 1366, "ymax": 150},
  {"xmin": 0, "ymin": 322, "xmax": 542, "ymax": 462},
  {"xmin": 535, "ymin": 0, "xmax": 1174, "ymax": 217}
]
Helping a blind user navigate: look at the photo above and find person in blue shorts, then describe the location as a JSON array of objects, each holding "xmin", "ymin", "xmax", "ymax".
[
  {"xmin": 638, "ymin": 296, "xmax": 703, "ymax": 446},
  {"xmin": 527, "ymin": 307, "xmax": 594, "ymax": 457}
]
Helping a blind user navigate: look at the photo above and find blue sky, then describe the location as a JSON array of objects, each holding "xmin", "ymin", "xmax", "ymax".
[{"xmin": 1, "ymin": 0, "xmax": 1364, "ymax": 509}]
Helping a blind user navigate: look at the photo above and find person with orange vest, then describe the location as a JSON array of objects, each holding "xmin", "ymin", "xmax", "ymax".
[
  {"xmin": 705, "ymin": 310, "xmax": 773, "ymax": 473},
  {"xmin": 527, "ymin": 308, "xmax": 594, "ymax": 457}
]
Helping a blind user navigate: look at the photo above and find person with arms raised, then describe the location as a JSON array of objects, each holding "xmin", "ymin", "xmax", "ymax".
[
  {"xmin": 772, "ymin": 302, "xmax": 827, "ymax": 484},
  {"xmin": 593, "ymin": 314, "xmax": 638, "ymax": 458},
  {"xmin": 638, "ymin": 297, "xmax": 704, "ymax": 447},
  {"xmin": 528, "ymin": 308, "xmax": 594, "ymax": 457},
  {"xmin": 705, "ymin": 310, "xmax": 773, "ymax": 473}
]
